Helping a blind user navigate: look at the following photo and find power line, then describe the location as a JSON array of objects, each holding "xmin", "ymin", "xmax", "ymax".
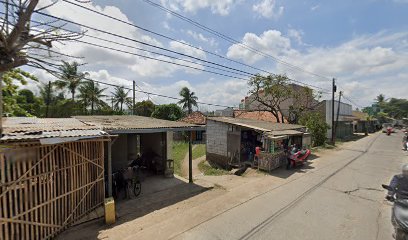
[
  {"xmin": 140, "ymin": 0, "xmax": 332, "ymax": 82},
  {"xmin": 0, "ymin": 2, "xmax": 333, "ymax": 93},
  {"xmin": 15, "ymin": 16, "xmax": 332, "ymax": 93},
  {"xmin": 27, "ymin": 63, "xmax": 236, "ymax": 109}
]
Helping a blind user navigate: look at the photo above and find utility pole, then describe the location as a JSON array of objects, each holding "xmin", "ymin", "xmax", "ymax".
[
  {"xmin": 334, "ymin": 91, "xmax": 343, "ymax": 144},
  {"xmin": 188, "ymin": 98, "xmax": 193, "ymax": 183},
  {"xmin": 91, "ymin": 80, "xmax": 95, "ymax": 115},
  {"xmin": 0, "ymin": 71, "xmax": 3, "ymax": 136},
  {"xmin": 132, "ymin": 80, "xmax": 136, "ymax": 115},
  {"xmin": 331, "ymin": 78, "xmax": 337, "ymax": 145},
  {"xmin": 46, "ymin": 81, "xmax": 51, "ymax": 117}
]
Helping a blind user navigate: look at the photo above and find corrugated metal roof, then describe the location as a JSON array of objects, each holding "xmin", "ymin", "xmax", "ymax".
[
  {"xmin": 74, "ymin": 115, "xmax": 201, "ymax": 132},
  {"xmin": 1, "ymin": 117, "xmax": 105, "ymax": 141},
  {"xmin": 207, "ymin": 117, "xmax": 304, "ymax": 132}
]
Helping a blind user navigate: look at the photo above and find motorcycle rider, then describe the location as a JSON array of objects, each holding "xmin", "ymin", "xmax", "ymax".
[{"xmin": 386, "ymin": 163, "xmax": 408, "ymax": 236}]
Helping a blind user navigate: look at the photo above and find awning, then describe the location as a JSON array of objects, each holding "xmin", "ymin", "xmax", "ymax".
[{"xmin": 271, "ymin": 129, "xmax": 304, "ymax": 136}]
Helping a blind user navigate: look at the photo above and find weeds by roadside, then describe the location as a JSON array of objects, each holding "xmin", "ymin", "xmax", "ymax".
[{"xmin": 198, "ymin": 160, "xmax": 230, "ymax": 176}]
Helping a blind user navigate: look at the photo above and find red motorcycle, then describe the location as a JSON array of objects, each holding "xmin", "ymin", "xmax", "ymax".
[
  {"xmin": 289, "ymin": 148, "xmax": 311, "ymax": 168},
  {"xmin": 387, "ymin": 127, "xmax": 392, "ymax": 136}
]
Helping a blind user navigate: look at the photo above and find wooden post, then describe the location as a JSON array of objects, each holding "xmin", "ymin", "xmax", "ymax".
[
  {"xmin": 0, "ymin": 71, "xmax": 3, "ymax": 136},
  {"xmin": 188, "ymin": 131, "xmax": 193, "ymax": 183},
  {"xmin": 132, "ymin": 80, "xmax": 135, "ymax": 115},
  {"xmin": 46, "ymin": 81, "xmax": 51, "ymax": 117},
  {"xmin": 107, "ymin": 141, "xmax": 112, "ymax": 197}
]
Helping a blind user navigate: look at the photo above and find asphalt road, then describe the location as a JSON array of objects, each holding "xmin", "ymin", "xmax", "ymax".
[{"xmin": 176, "ymin": 132, "xmax": 408, "ymax": 240}]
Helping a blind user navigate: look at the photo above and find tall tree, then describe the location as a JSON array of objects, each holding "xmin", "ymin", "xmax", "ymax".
[
  {"xmin": 132, "ymin": 100, "xmax": 155, "ymax": 117},
  {"xmin": 78, "ymin": 81, "xmax": 107, "ymax": 114},
  {"xmin": 112, "ymin": 86, "xmax": 129, "ymax": 113},
  {"xmin": 55, "ymin": 61, "xmax": 88, "ymax": 101},
  {"xmin": 376, "ymin": 94, "xmax": 385, "ymax": 104},
  {"xmin": 287, "ymin": 86, "xmax": 321, "ymax": 124},
  {"xmin": 151, "ymin": 104, "xmax": 184, "ymax": 121},
  {"xmin": 2, "ymin": 68, "xmax": 38, "ymax": 116},
  {"xmin": 248, "ymin": 74, "xmax": 293, "ymax": 123},
  {"xmin": 178, "ymin": 87, "xmax": 198, "ymax": 114}
]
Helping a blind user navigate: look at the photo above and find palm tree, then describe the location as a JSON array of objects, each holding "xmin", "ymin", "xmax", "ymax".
[
  {"xmin": 376, "ymin": 94, "xmax": 385, "ymax": 104},
  {"xmin": 78, "ymin": 81, "xmax": 107, "ymax": 114},
  {"xmin": 178, "ymin": 87, "xmax": 198, "ymax": 114},
  {"xmin": 112, "ymin": 86, "xmax": 129, "ymax": 113},
  {"xmin": 55, "ymin": 61, "xmax": 88, "ymax": 101}
]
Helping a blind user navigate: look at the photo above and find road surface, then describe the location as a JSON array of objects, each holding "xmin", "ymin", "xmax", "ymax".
[{"xmin": 174, "ymin": 132, "xmax": 407, "ymax": 240}]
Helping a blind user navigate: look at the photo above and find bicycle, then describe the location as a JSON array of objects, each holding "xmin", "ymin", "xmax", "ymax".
[{"xmin": 123, "ymin": 166, "xmax": 142, "ymax": 199}]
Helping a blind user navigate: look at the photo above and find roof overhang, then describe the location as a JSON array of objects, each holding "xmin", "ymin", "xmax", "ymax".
[{"xmin": 107, "ymin": 126, "xmax": 206, "ymax": 134}]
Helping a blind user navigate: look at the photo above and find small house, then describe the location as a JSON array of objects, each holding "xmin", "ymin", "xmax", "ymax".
[
  {"xmin": 74, "ymin": 115, "xmax": 204, "ymax": 184},
  {"xmin": 206, "ymin": 117, "xmax": 309, "ymax": 171},
  {"xmin": 177, "ymin": 111, "xmax": 207, "ymax": 143}
]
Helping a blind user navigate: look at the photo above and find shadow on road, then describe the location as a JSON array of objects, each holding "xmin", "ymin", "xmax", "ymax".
[{"xmin": 57, "ymin": 176, "xmax": 211, "ymax": 240}]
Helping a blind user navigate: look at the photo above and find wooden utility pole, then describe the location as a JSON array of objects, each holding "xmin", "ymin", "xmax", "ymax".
[
  {"xmin": 0, "ymin": 71, "xmax": 3, "ymax": 136},
  {"xmin": 133, "ymin": 81, "xmax": 136, "ymax": 115},
  {"xmin": 188, "ymin": 98, "xmax": 193, "ymax": 183},
  {"xmin": 331, "ymin": 78, "xmax": 337, "ymax": 145},
  {"xmin": 334, "ymin": 91, "xmax": 343, "ymax": 144},
  {"xmin": 46, "ymin": 81, "xmax": 51, "ymax": 117}
]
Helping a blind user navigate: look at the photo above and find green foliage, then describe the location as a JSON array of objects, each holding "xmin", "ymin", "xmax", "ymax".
[
  {"xmin": 198, "ymin": 160, "xmax": 230, "ymax": 176},
  {"xmin": 299, "ymin": 112, "xmax": 330, "ymax": 147},
  {"xmin": 151, "ymin": 103, "xmax": 184, "ymax": 121},
  {"xmin": 178, "ymin": 87, "xmax": 198, "ymax": 114},
  {"xmin": 54, "ymin": 61, "xmax": 88, "ymax": 101},
  {"xmin": 2, "ymin": 68, "xmax": 38, "ymax": 116},
  {"xmin": 248, "ymin": 74, "xmax": 293, "ymax": 123},
  {"xmin": 77, "ymin": 81, "xmax": 107, "ymax": 114},
  {"xmin": 192, "ymin": 144, "xmax": 206, "ymax": 159},
  {"xmin": 133, "ymin": 100, "xmax": 155, "ymax": 117},
  {"xmin": 171, "ymin": 141, "xmax": 189, "ymax": 176},
  {"xmin": 111, "ymin": 86, "xmax": 129, "ymax": 113}
]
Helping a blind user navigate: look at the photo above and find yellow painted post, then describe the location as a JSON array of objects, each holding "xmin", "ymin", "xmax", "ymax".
[{"xmin": 104, "ymin": 197, "xmax": 116, "ymax": 224}]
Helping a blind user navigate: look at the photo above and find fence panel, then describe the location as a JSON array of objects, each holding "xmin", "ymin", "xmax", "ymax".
[{"xmin": 0, "ymin": 140, "xmax": 105, "ymax": 240}]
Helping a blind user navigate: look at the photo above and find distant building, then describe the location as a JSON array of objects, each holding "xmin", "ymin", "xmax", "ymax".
[
  {"xmin": 318, "ymin": 100, "xmax": 354, "ymax": 139},
  {"xmin": 214, "ymin": 107, "xmax": 234, "ymax": 117},
  {"xmin": 239, "ymin": 83, "xmax": 318, "ymax": 121},
  {"xmin": 233, "ymin": 110, "xmax": 287, "ymax": 123}
]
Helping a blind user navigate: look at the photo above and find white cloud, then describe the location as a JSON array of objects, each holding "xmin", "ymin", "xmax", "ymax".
[
  {"xmin": 169, "ymin": 40, "xmax": 207, "ymax": 59},
  {"xmin": 252, "ymin": 0, "xmax": 284, "ymax": 19},
  {"xmin": 160, "ymin": 0, "xmax": 240, "ymax": 16},
  {"xmin": 226, "ymin": 30, "xmax": 292, "ymax": 64},
  {"xmin": 287, "ymin": 29, "xmax": 304, "ymax": 45},
  {"xmin": 310, "ymin": 5, "xmax": 319, "ymax": 11},
  {"xmin": 186, "ymin": 30, "xmax": 218, "ymax": 47}
]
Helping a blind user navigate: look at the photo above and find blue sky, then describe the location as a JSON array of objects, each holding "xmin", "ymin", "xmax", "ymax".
[{"xmin": 28, "ymin": 0, "xmax": 408, "ymax": 110}]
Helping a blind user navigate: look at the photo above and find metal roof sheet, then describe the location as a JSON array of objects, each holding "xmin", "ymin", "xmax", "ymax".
[
  {"xmin": 1, "ymin": 117, "xmax": 105, "ymax": 141},
  {"xmin": 207, "ymin": 117, "xmax": 304, "ymax": 132},
  {"xmin": 74, "ymin": 115, "xmax": 201, "ymax": 132}
]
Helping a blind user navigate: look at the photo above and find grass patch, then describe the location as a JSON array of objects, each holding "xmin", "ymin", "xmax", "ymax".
[
  {"xmin": 192, "ymin": 144, "xmax": 206, "ymax": 159},
  {"xmin": 171, "ymin": 141, "xmax": 188, "ymax": 176},
  {"xmin": 198, "ymin": 160, "xmax": 230, "ymax": 176}
]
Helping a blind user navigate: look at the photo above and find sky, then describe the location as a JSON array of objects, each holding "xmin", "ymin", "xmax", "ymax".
[{"xmin": 23, "ymin": 0, "xmax": 408, "ymax": 111}]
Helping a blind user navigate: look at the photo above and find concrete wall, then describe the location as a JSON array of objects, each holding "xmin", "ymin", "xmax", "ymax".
[
  {"xmin": 324, "ymin": 100, "xmax": 353, "ymax": 139},
  {"xmin": 206, "ymin": 120, "xmax": 230, "ymax": 167}
]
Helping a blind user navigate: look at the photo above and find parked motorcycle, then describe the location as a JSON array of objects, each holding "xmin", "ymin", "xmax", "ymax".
[
  {"xmin": 382, "ymin": 184, "xmax": 408, "ymax": 240},
  {"xmin": 288, "ymin": 148, "xmax": 311, "ymax": 168}
]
